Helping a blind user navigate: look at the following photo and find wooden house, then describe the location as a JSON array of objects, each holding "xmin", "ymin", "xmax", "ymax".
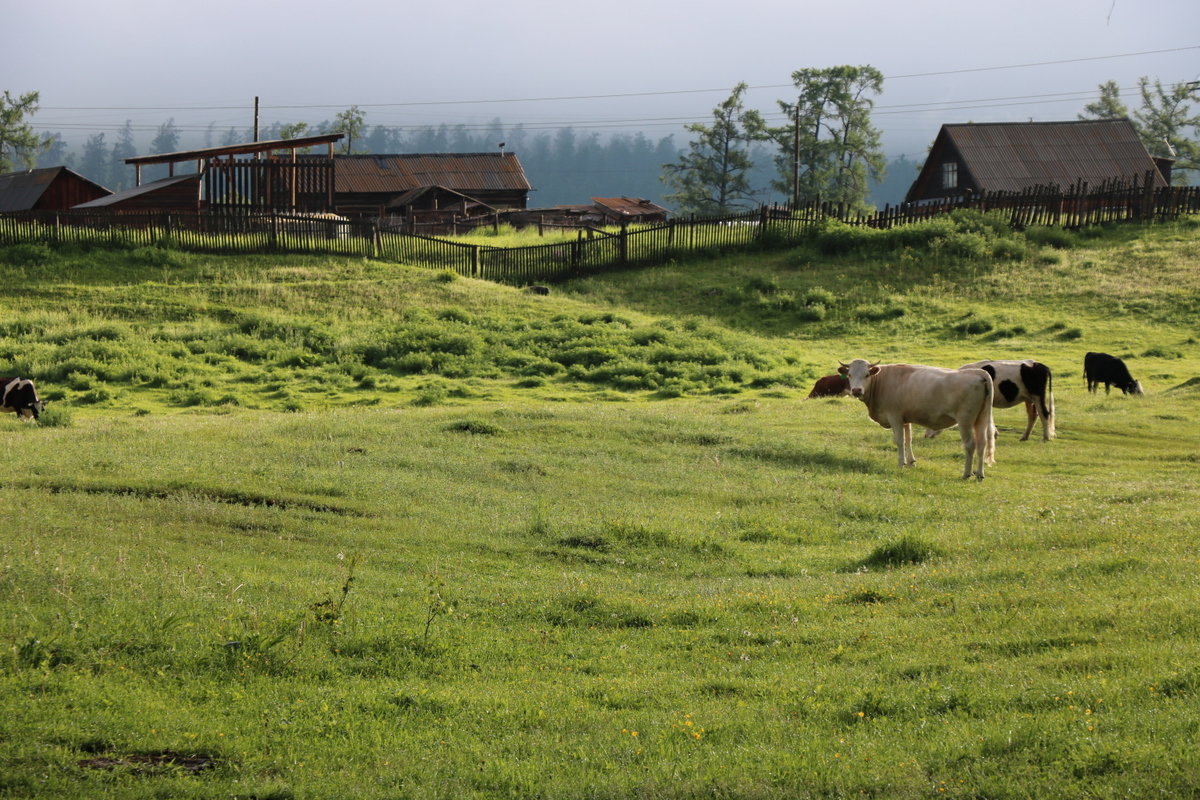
[
  {"xmin": 331, "ymin": 153, "xmax": 531, "ymax": 218},
  {"xmin": 0, "ymin": 167, "xmax": 110, "ymax": 212},
  {"xmin": 905, "ymin": 119, "xmax": 1171, "ymax": 204}
]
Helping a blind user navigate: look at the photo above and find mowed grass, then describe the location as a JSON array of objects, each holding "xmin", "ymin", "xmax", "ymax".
[{"xmin": 1, "ymin": 218, "xmax": 1199, "ymax": 798}]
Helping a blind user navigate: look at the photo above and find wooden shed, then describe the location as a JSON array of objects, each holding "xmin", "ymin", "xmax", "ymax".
[
  {"xmin": 73, "ymin": 174, "xmax": 202, "ymax": 213},
  {"xmin": 905, "ymin": 119, "xmax": 1171, "ymax": 204},
  {"xmin": 0, "ymin": 167, "xmax": 110, "ymax": 212},
  {"xmin": 591, "ymin": 197, "xmax": 670, "ymax": 224}
]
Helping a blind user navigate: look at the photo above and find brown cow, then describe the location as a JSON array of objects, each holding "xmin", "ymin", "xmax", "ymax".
[{"xmin": 806, "ymin": 374, "xmax": 849, "ymax": 399}]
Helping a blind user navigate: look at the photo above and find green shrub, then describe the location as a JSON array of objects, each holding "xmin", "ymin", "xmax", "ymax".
[
  {"xmin": 1025, "ymin": 226, "xmax": 1077, "ymax": 249},
  {"xmin": 803, "ymin": 287, "xmax": 837, "ymax": 306},
  {"xmin": 952, "ymin": 315, "xmax": 993, "ymax": 336},
  {"xmin": 937, "ymin": 231, "xmax": 992, "ymax": 260},
  {"xmin": 0, "ymin": 243, "xmax": 54, "ymax": 266},
  {"xmin": 35, "ymin": 404, "xmax": 73, "ymax": 427}
]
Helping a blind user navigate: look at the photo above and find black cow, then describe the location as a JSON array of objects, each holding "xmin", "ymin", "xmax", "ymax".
[
  {"xmin": 1, "ymin": 377, "xmax": 46, "ymax": 420},
  {"xmin": 1084, "ymin": 352, "xmax": 1143, "ymax": 395}
]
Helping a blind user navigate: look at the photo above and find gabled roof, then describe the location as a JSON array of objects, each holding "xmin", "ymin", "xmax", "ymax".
[
  {"xmin": 914, "ymin": 119, "xmax": 1166, "ymax": 199},
  {"xmin": 73, "ymin": 174, "xmax": 199, "ymax": 208},
  {"xmin": 333, "ymin": 153, "xmax": 531, "ymax": 194},
  {"xmin": 0, "ymin": 167, "xmax": 109, "ymax": 212},
  {"xmin": 385, "ymin": 185, "xmax": 495, "ymax": 212}
]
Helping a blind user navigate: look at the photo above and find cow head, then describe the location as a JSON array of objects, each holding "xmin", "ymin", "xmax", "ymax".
[
  {"xmin": 1126, "ymin": 380, "xmax": 1144, "ymax": 396},
  {"xmin": 24, "ymin": 398, "xmax": 46, "ymax": 420},
  {"xmin": 838, "ymin": 359, "xmax": 880, "ymax": 399}
]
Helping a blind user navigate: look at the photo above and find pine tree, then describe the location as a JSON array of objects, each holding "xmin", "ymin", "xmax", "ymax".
[
  {"xmin": 0, "ymin": 89, "xmax": 48, "ymax": 172},
  {"xmin": 661, "ymin": 83, "xmax": 766, "ymax": 215},
  {"xmin": 108, "ymin": 120, "xmax": 137, "ymax": 191},
  {"xmin": 770, "ymin": 66, "xmax": 885, "ymax": 210},
  {"xmin": 1079, "ymin": 80, "xmax": 1131, "ymax": 121}
]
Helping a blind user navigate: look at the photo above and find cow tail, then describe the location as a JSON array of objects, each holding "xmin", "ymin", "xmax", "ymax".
[{"xmin": 1043, "ymin": 369, "xmax": 1056, "ymax": 439}]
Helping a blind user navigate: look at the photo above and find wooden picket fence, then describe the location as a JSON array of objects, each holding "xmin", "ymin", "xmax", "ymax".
[{"xmin": 2, "ymin": 178, "xmax": 1198, "ymax": 286}]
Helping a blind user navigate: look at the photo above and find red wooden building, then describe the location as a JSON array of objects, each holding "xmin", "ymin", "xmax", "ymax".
[{"xmin": 0, "ymin": 167, "xmax": 110, "ymax": 212}]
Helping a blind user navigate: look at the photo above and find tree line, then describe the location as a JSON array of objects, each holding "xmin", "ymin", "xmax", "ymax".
[{"xmin": 3, "ymin": 73, "xmax": 1195, "ymax": 214}]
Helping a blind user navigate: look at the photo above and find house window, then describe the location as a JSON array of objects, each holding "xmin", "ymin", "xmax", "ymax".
[{"xmin": 942, "ymin": 162, "xmax": 958, "ymax": 189}]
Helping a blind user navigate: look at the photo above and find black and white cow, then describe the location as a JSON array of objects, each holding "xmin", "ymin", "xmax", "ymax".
[
  {"xmin": 963, "ymin": 359, "xmax": 1055, "ymax": 441},
  {"xmin": 1084, "ymin": 352, "xmax": 1143, "ymax": 395},
  {"xmin": 1, "ymin": 377, "xmax": 46, "ymax": 421},
  {"xmin": 839, "ymin": 359, "xmax": 995, "ymax": 480},
  {"xmin": 925, "ymin": 359, "xmax": 1055, "ymax": 442}
]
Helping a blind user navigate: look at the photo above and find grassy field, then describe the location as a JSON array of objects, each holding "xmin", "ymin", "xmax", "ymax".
[{"xmin": 1, "ymin": 216, "xmax": 1199, "ymax": 798}]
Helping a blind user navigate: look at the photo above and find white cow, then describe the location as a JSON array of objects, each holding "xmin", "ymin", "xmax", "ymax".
[{"xmin": 838, "ymin": 359, "xmax": 996, "ymax": 480}]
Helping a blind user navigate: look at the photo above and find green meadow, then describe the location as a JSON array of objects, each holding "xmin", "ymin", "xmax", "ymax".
[{"xmin": 1, "ymin": 214, "xmax": 1198, "ymax": 799}]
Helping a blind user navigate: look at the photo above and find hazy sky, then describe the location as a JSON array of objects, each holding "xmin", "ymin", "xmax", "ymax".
[{"xmin": 5, "ymin": 0, "xmax": 1198, "ymax": 157}]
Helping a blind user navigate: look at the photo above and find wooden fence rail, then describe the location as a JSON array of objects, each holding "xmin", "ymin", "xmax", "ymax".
[{"xmin": 2, "ymin": 180, "xmax": 1198, "ymax": 285}]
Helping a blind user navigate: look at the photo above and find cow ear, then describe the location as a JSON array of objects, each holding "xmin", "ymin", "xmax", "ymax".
[
  {"xmin": 868, "ymin": 366, "xmax": 881, "ymax": 376},
  {"xmin": 837, "ymin": 365, "xmax": 848, "ymax": 376}
]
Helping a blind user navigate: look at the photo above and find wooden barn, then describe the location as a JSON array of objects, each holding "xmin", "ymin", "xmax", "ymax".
[
  {"xmin": 0, "ymin": 167, "xmax": 110, "ymax": 212},
  {"xmin": 905, "ymin": 119, "xmax": 1171, "ymax": 204},
  {"xmin": 331, "ymin": 153, "xmax": 531, "ymax": 219}
]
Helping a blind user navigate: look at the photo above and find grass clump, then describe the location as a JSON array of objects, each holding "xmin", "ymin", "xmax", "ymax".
[{"xmin": 853, "ymin": 535, "xmax": 944, "ymax": 570}]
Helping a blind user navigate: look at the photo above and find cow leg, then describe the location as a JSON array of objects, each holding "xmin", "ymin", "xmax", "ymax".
[
  {"xmin": 958, "ymin": 424, "xmax": 977, "ymax": 480},
  {"xmin": 891, "ymin": 421, "xmax": 915, "ymax": 467},
  {"xmin": 1020, "ymin": 400, "xmax": 1036, "ymax": 441}
]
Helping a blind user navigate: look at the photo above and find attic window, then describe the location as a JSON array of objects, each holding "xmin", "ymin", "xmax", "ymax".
[{"xmin": 942, "ymin": 162, "xmax": 958, "ymax": 189}]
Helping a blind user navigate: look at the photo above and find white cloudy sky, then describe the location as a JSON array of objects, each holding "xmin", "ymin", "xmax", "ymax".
[{"xmin": 5, "ymin": 0, "xmax": 1198, "ymax": 157}]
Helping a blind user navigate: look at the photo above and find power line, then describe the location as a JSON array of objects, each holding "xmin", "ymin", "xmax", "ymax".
[
  {"xmin": 26, "ymin": 82, "xmax": 1162, "ymax": 137},
  {"xmin": 36, "ymin": 45, "xmax": 1198, "ymax": 112}
]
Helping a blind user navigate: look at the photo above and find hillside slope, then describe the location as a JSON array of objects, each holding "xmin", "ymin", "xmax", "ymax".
[{"xmin": 1, "ymin": 215, "xmax": 1197, "ymax": 416}]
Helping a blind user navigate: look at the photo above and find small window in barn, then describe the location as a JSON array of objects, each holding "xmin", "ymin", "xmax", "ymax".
[{"xmin": 942, "ymin": 162, "xmax": 958, "ymax": 189}]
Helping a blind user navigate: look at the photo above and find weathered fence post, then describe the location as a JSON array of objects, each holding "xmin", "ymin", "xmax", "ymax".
[
  {"xmin": 472, "ymin": 245, "xmax": 481, "ymax": 278},
  {"xmin": 618, "ymin": 221, "xmax": 629, "ymax": 266}
]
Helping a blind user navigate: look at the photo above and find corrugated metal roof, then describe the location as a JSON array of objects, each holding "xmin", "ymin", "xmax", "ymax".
[
  {"xmin": 944, "ymin": 120, "xmax": 1167, "ymax": 192},
  {"xmin": 333, "ymin": 153, "xmax": 531, "ymax": 193},
  {"xmin": 0, "ymin": 167, "xmax": 62, "ymax": 211}
]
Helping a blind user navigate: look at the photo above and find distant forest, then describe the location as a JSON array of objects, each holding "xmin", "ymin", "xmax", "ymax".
[{"xmin": 35, "ymin": 119, "xmax": 922, "ymax": 211}]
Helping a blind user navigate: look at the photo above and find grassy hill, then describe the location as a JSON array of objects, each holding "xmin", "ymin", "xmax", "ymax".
[{"xmin": 1, "ymin": 216, "xmax": 1198, "ymax": 799}]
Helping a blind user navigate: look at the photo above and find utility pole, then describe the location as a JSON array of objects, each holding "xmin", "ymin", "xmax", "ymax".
[
  {"xmin": 253, "ymin": 96, "xmax": 260, "ymax": 142},
  {"xmin": 792, "ymin": 103, "xmax": 801, "ymax": 210}
]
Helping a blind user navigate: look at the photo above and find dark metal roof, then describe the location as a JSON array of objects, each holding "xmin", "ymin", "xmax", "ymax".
[
  {"xmin": 73, "ymin": 174, "xmax": 199, "ymax": 208},
  {"xmin": 333, "ymin": 153, "xmax": 531, "ymax": 193},
  {"xmin": 126, "ymin": 134, "xmax": 345, "ymax": 166},
  {"xmin": 0, "ymin": 167, "xmax": 108, "ymax": 212},
  {"xmin": 942, "ymin": 119, "xmax": 1167, "ymax": 192}
]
